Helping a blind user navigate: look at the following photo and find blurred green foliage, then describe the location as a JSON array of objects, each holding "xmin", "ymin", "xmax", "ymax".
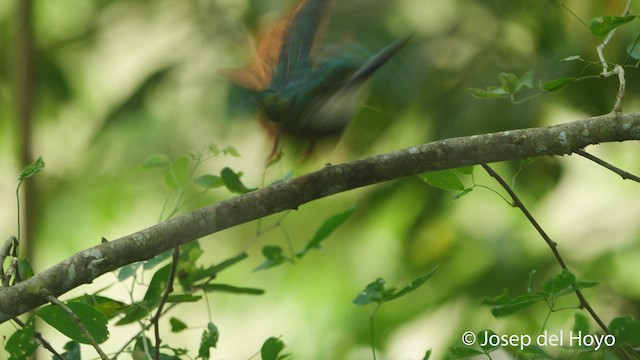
[{"xmin": 1, "ymin": 0, "xmax": 640, "ymax": 359}]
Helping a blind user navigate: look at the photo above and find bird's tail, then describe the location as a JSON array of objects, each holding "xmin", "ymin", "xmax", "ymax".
[{"xmin": 347, "ymin": 33, "xmax": 414, "ymax": 86}]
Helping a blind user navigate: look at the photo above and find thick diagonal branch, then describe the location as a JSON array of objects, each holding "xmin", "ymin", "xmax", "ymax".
[{"xmin": 0, "ymin": 112, "xmax": 639, "ymax": 323}]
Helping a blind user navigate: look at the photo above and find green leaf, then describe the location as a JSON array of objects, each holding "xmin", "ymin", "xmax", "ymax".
[
  {"xmin": 170, "ymin": 317, "xmax": 188, "ymax": 332},
  {"xmin": 115, "ymin": 304, "xmax": 148, "ymax": 325},
  {"xmin": 70, "ymin": 294, "xmax": 128, "ymax": 319},
  {"xmin": 209, "ymin": 143, "xmax": 221, "ymax": 156},
  {"xmin": 560, "ymin": 55, "xmax": 581, "ymax": 62},
  {"xmin": 541, "ymin": 269, "xmax": 575, "ymax": 297},
  {"xmin": 142, "ymin": 153, "xmax": 171, "ymax": 169},
  {"xmin": 445, "ymin": 347, "xmax": 484, "ymax": 359},
  {"xmin": 255, "ymin": 245, "xmax": 291, "ymax": 271},
  {"xmin": 590, "ymin": 15, "xmax": 637, "ymax": 37},
  {"xmin": 5, "ymin": 316, "xmax": 38, "ymax": 360},
  {"xmin": 478, "ymin": 330, "xmax": 500, "ymax": 353},
  {"xmin": 222, "ymin": 145, "xmax": 240, "ymax": 157},
  {"xmin": 261, "ymin": 337, "xmax": 286, "ymax": 360},
  {"xmin": 468, "ymin": 86, "xmax": 509, "ymax": 100},
  {"xmin": 117, "ymin": 262, "xmax": 140, "ymax": 281},
  {"xmin": 455, "ymin": 166, "xmax": 474, "ymax": 175},
  {"xmin": 385, "ymin": 266, "xmax": 439, "ymax": 301},
  {"xmin": 195, "ymin": 174, "xmax": 224, "ymax": 189},
  {"xmin": 221, "ymin": 167, "xmax": 256, "ymax": 194},
  {"xmin": 516, "ymin": 71, "xmax": 534, "ymax": 91},
  {"xmin": 181, "ymin": 252, "xmax": 249, "ymax": 287},
  {"xmin": 627, "ymin": 42, "xmax": 640, "ymax": 60},
  {"xmin": 297, "ymin": 207, "xmax": 355, "ymax": 258},
  {"xmin": 18, "ymin": 258, "xmax": 34, "ymax": 280},
  {"xmin": 164, "ymin": 156, "xmax": 190, "ymax": 191},
  {"xmin": 198, "ymin": 322, "xmax": 219, "ymax": 359},
  {"xmin": 167, "ymin": 294, "xmax": 202, "ymax": 303},
  {"xmin": 133, "ymin": 336, "xmax": 154, "ymax": 359},
  {"xmin": 18, "ymin": 156, "xmax": 45, "ymax": 181},
  {"xmin": 573, "ymin": 313, "xmax": 590, "ymax": 337},
  {"xmin": 37, "ymin": 301, "xmax": 109, "ymax": 344},
  {"xmin": 60, "ymin": 341, "xmax": 81, "ymax": 360},
  {"xmin": 541, "ymin": 77, "xmax": 577, "ymax": 92},
  {"xmin": 482, "ymin": 290, "xmax": 543, "ymax": 317},
  {"xmin": 353, "ymin": 278, "xmax": 391, "ymax": 306},
  {"xmin": 609, "ymin": 316, "xmax": 640, "ymax": 344},
  {"xmin": 498, "ymin": 72, "xmax": 519, "ymax": 94},
  {"xmin": 143, "ymin": 264, "xmax": 172, "ymax": 307},
  {"xmin": 422, "ymin": 349, "xmax": 432, "ymax": 360},
  {"xmin": 419, "ymin": 170, "xmax": 465, "ymax": 191},
  {"xmin": 199, "ymin": 283, "xmax": 265, "ymax": 295}
]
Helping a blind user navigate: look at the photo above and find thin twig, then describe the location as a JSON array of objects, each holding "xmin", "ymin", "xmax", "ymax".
[
  {"xmin": 597, "ymin": 0, "xmax": 633, "ymax": 75},
  {"xmin": 574, "ymin": 148, "xmax": 640, "ymax": 183},
  {"xmin": 47, "ymin": 295, "xmax": 110, "ymax": 360},
  {"xmin": 480, "ymin": 163, "xmax": 609, "ymax": 334},
  {"xmin": 151, "ymin": 246, "xmax": 180, "ymax": 360},
  {"xmin": 12, "ymin": 317, "xmax": 64, "ymax": 360}
]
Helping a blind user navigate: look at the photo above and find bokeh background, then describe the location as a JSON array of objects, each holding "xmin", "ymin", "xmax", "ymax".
[{"xmin": 1, "ymin": 0, "xmax": 640, "ymax": 358}]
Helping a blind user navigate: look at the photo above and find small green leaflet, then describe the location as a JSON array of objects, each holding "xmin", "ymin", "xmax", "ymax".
[
  {"xmin": 19, "ymin": 156, "xmax": 45, "ymax": 181},
  {"xmin": 198, "ymin": 322, "xmax": 219, "ymax": 359},
  {"xmin": 170, "ymin": 317, "xmax": 188, "ymax": 332},
  {"xmin": 353, "ymin": 266, "xmax": 439, "ymax": 306},
  {"xmin": 419, "ymin": 170, "xmax": 464, "ymax": 191},
  {"xmin": 609, "ymin": 316, "xmax": 640, "ymax": 344},
  {"xmin": 590, "ymin": 15, "xmax": 637, "ymax": 37},
  {"xmin": 297, "ymin": 207, "xmax": 356, "ymax": 258},
  {"xmin": 5, "ymin": 316, "xmax": 38, "ymax": 360},
  {"xmin": 254, "ymin": 245, "xmax": 291, "ymax": 271},
  {"xmin": 261, "ymin": 337, "xmax": 287, "ymax": 360},
  {"xmin": 164, "ymin": 156, "xmax": 190, "ymax": 191},
  {"xmin": 221, "ymin": 167, "xmax": 256, "ymax": 194},
  {"xmin": 142, "ymin": 153, "xmax": 171, "ymax": 169},
  {"xmin": 37, "ymin": 302, "xmax": 109, "ymax": 344},
  {"xmin": 541, "ymin": 77, "xmax": 577, "ymax": 93}
]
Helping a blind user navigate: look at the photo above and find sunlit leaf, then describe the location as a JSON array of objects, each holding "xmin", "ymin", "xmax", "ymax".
[
  {"xmin": 37, "ymin": 301, "xmax": 109, "ymax": 344},
  {"xmin": 70, "ymin": 294, "xmax": 128, "ymax": 319},
  {"xmin": 419, "ymin": 170, "xmax": 465, "ymax": 191},
  {"xmin": 590, "ymin": 15, "xmax": 637, "ymax": 37}
]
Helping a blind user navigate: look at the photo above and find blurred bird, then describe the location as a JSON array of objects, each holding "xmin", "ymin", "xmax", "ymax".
[{"xmin": 220, "ymin": 0, "xmax": 412, "ymax": 159}]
